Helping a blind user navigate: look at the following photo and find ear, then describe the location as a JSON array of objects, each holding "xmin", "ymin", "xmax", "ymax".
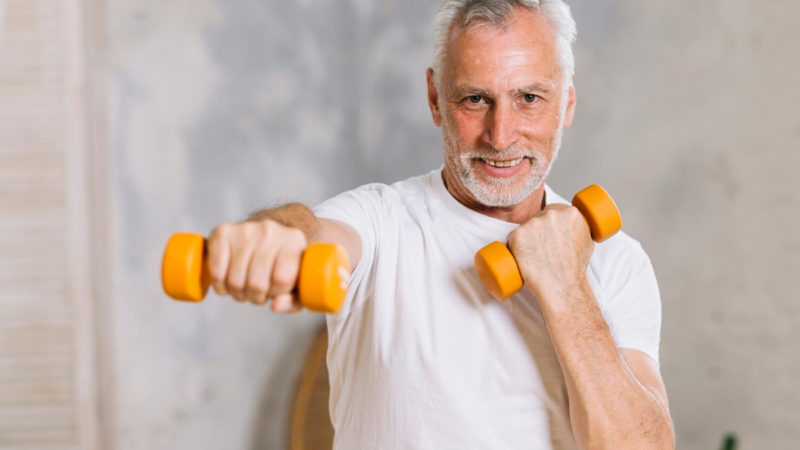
[
  {"xmin": 426, "ymin": 68, "xmax": 443, "ymax": 127},
  {"xmin": 562, "ymin": 77, "xmax": 576, "ymax": 128}
]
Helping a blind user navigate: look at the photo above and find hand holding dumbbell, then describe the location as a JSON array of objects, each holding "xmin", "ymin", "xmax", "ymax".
[
  {"xmin": 474, "ymin": 184, "xmax": 622, "ymax": 300},
  {"xmin": 161, "ymin": 226, "xmax": 350, "ymax": 313}
]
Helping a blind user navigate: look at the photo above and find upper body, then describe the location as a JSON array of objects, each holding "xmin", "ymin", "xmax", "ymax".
[
  {"xmin": 313, "ymin": 170, "xmax": 661, "ymax": 449},
  {"xmin": 204, "ymin": 0, "xmax": 675, "ymax": 448}
]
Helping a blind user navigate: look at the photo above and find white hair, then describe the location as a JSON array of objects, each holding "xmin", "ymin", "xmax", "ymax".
[{"xmin": 431, "ymin": 0, "xmax": 577, "ymax": 88}]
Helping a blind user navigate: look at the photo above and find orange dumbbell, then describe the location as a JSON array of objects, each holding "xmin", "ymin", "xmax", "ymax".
[
  {"xmin": 161, "ymin": 233, "xmax": 351, "ymax": 313},
  {"xmin": 474, "ymin": 184, "xmax": 622, "ymax": 301}
]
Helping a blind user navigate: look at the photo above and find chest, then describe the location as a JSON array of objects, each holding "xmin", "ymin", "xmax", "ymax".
[{"xmin": 364, "ymin": 218, "xmax": 558, "ymax": 382}]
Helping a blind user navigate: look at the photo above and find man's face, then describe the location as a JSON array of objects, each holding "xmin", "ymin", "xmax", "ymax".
[{"xmin": 427, "ymin": 8, "xmax": 575, "ymax": 208}]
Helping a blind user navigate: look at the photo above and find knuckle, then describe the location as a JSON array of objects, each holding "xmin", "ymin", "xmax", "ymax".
[
  {"xmin": 211, "ymin": 283, "xmax": 226, "ymax": 295},
  {"xmin": 247, "ymin": 277, "xmax": 268, "ymax": 295},
  {"xmin": 272, "ymin": 270, "xmax": 295, "ymax": 290},
  {"xmin": 567, "ymin": 205, "xmax": 581, "ymax": 218},
  {"xmin": 208, "ymin": 269, "xmax": 224, "ymax": 284},
  {"xmin": 207, "ymin": 260, "xmax": 227, "ymax": 281},
  {"xmin": 241, "ymin": 221, "xmax": 258, "ymax": 238},
  {"xmin": 245, "ymin": 286, "xmax": 266, "ymax": 302},
  {"xmin": 228, "ymin": 286, "xmax": 243, "ymax": 299},
  {"xmin": 289, "ymin": 228, "xmax": 307, "ymax": 245},
  {"xmin": 211, "ymin": 222, "xmax": 233, "ymax": 239},
  {"xmin": 568, "ymin": 210, "xmax": 586, "ymax": 228},
  {"xmin": 227, "ymin": 278, "xmax": 245, "ymax": 293},
  {"xmin": 257, "ymin": 219, "xmax": 276, "ymax": 237},
  {"xmin": 206, "ymin": 261, "xmax": 222, "ymax": 280}
]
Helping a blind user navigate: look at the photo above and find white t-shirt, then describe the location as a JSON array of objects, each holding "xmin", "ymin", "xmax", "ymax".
[{"xmin": 313, "ymin": 169, "xmax": 661, "ymax": 450}]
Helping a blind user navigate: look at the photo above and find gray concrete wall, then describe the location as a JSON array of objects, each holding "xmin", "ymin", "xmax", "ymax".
[{"xmin": 107, "ymin": 0, "xmax": 800, "ymax": 448}]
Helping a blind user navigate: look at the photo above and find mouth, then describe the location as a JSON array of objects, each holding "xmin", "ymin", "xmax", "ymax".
[
  {"xmin": 480, "ymin": 157, "xmax": 525, "ymax": 168},
  {"xmin": 473, "ymin": 156, "xmax": 530, "ymax": 179}
]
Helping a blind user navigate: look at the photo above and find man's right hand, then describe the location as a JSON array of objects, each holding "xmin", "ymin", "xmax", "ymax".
[{"xmin": 206, "ymin": 219, "xmax": 307, "ymax": 313}]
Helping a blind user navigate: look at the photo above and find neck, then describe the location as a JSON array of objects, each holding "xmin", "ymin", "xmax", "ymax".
[{"xmin": 441, "ymin": 167, "xmax": 546, "ymax": 225}]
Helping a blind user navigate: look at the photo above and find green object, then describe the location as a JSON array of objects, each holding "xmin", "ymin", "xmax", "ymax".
[{"xmin": 721, "ymin": 433, "xmax": 738, "ymax": 450}]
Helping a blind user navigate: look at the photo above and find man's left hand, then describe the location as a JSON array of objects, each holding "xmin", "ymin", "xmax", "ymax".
[{"xmin": 507, "ymin": 204, "xmax": 594, "ymax": 306}]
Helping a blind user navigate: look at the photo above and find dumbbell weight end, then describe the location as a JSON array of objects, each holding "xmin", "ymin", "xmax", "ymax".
[{"xmin": 162, "ymin": 232, "xmax": 209, "ymax": 302}]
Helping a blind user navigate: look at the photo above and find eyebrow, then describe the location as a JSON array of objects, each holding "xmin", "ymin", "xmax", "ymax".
[
  {"xmin": 450, "ymin": 81, "xmax": 554, "ymax": 97},
  {"xmin": 450, "ymin": 84, "xmax": 492, "ymax": 97},
  {"xmin": 513, "ymin": 82, "xmax": 554, "ymax": 95}
]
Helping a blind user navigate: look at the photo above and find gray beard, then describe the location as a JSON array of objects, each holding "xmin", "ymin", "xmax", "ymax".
[{"xmin": 444, "ymin": 127, "xmax": 563, "ymax": 207}]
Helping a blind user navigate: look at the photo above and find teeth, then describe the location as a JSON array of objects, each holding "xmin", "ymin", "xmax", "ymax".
[{"xmin": 484, "ymin": 157, "xmax": 523, "ymax": 168}]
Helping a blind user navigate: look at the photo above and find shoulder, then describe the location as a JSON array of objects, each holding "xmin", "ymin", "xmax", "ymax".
[
  {"xmin": 313, "ymin": 171, "xmax": 439, "ymax": 224},
  {"xmin": 336, "ymin": 170, "xmax": 438, "ymax": 203},
  {"xmin": 589, "ymin": 230, "xmax": 659, "ymax": 304},
  {"xmin": 388, "ymin": 170, "xmax": 441, "ymax": 200},
  {"xmin": 591, "ymin": 231, "xmax": 651, "ymax": 277},
  {"xmin": 348, "ymin": 170, "xmax": 441, "ymax": 213}
]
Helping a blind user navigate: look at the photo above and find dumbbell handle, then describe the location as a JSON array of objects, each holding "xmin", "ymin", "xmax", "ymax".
[
  {"xmin": 161, "ymin": 233, "xmax": 350, "ymax": 313},
  {"xmin": 474, "ymin": 184, "xmax": 622, "ymax": 301}
]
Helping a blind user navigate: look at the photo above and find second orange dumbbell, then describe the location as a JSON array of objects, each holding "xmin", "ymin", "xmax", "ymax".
[
  {"xmin": 474, "ymin": 184, "xmax": 622, "ymax": 301},
  {"xmin": 161, "ymin": 233, "xmax": 351, "ymax": 313}
]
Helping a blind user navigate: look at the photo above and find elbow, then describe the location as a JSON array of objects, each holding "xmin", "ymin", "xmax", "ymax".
[
  {"xmin": 580, "ymin": 432, "xmax": 675, "ymax": 450},
  {"xmin": 577, "ymin": 414, "xmax": 675, "ymax": 450},
  {"xmin": 660, "ymin": 417, "xmax": 677, "ymax": 449}
]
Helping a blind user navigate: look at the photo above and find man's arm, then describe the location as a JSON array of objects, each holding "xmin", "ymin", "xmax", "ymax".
[
  {"xmin": 207, "ymin": 203, "xmax": 361, "ymax": 312},
  {"xmin": 508, "ymin": 204, "xmax": 674, "ymax": 449},
  {"xmin": 540, "ymin": 279, "xmax": 674, "ymax": 449}
]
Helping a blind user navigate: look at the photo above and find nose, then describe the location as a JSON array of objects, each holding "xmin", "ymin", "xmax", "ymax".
[{"xmin": 482, "ymin": 101, "xmax": 521, "ymax": 151}]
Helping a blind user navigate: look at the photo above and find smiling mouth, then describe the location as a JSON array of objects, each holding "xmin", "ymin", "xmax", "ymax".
[{"xmin": 480, "ymin": 157, "xmax": 525, "ymax": 168}]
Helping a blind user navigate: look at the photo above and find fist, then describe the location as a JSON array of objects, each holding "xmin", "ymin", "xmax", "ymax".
[
  {"xmin": 206, "ymin": 219, "xmax": 307, "ymax": 313},
  {"xmin": 507, "ymin": 204, "xmax": 594, "ymax": 300}
]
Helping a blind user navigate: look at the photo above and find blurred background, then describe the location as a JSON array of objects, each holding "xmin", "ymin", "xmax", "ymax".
[{"xmin": 1, "ymin": 0, "xmax": 798, "ymax": 448}]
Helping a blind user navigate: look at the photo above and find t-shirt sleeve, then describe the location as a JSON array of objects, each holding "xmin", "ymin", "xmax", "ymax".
[
  {"xmin": 312, "ymin": 183, "xmax": 389, "ymax": 317},
  {"xmin": 592, "ymin": 238, "xmax": 662, "ymax": 365}
]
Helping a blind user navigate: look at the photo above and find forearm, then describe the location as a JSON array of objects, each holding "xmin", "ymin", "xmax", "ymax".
[{"xmin": 540, "ymin": 279, "xmax": 674, "ymax": 449}]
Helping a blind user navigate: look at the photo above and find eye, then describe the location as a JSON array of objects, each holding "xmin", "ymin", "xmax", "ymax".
[
  {"xmin": 522, "ymin": 93, "xmax": 539, "ymax": 103},
  {"xmin": 467, "ymin": 95, "xmax": 484, "ymax": 104}
]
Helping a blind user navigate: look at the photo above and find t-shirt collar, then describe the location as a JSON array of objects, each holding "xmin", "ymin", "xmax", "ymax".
[{"xmin": 428, "ymin": 166, "xmax": 563, "ymax": 236}]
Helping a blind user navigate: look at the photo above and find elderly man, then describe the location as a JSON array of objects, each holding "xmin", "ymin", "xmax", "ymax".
[{"xmin": 207, "ymin": 0, "xmax": 674, "ymax": 448}]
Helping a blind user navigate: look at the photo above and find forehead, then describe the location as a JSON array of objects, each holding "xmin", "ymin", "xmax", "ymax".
[{"xmin": 444, "ymin": 8, "xmax": 561, "ymax": 87}]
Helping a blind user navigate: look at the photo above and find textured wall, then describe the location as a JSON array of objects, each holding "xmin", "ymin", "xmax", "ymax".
[
  {"xmin": 107, "ymin": 0, "xmax": 800, "ymax": 449},
  {"xmin": 561, "ymin": 2, "xmax": 800, "ymax": 448}
]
